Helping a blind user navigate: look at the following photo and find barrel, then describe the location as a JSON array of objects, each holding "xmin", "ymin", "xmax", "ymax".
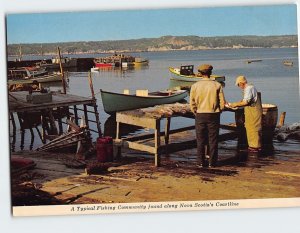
[
  {"xmin": 262, "ymin": 104, "xmax": 278, "ymax": 148},
  {"xmin": 235, "ymin": 103, "xmax": 278, "ymax": 150},
  {"xmin": 96, "ymin": 136, "xmax": 113, "ymax": 162}
]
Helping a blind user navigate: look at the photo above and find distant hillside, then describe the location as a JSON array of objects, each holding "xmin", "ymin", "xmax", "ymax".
[{"xmin": 7, "ymin": 35, "xmax": 298, "ymax": 56}]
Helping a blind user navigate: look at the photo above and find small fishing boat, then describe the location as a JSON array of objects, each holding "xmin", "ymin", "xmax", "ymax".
[
  {"xmin": 246, "ymin": 59, "xmax": 262, "ymax": 64},
  {"xmin": 8, "ymin": 73, "xmax": 63, "ymax": 86},
  {"xmin": 91, "ymin": 67, "xmax": 100, "ymax": 72},
  {"xmin": 94, "ymin": 57, "xmax": 115, "ymax": 68},
  {"xmin": 8, "ymin": 66, "xmax": 48, "ymax": 79},
  {"xmin": 37, "ymin": 57, "xmax": 77, "ymax": 69},
  {"xmin": 94, "ymin": 53, "xmax": 145, "ymax": 68},
  {"xmin": 169, "ymin": 65, "xmax": 225, "ymax": 82},
  {"xmin": 121, "ymin": 62, "xmax": 134, "ymax": 68},
  {"xmin": 100, "ymin": 89, "xmax": 188, "ymax": 114},
  {"xmin": 133, "ymin": 57, "xmax": 149, "ymax": 66},
  {"xmin": 283, "ymin": 60, "xmax": 293, "ymax": 66}
]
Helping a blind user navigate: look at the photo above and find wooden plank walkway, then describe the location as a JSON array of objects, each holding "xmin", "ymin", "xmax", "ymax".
[{"xmin": 9, "ymin": 91, "xmax": 95, "ymax": 112}]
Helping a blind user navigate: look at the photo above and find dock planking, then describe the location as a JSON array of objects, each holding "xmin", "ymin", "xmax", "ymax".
[{"xmin": 9, "ymin": 91, "xmax": 95, "ymax": 113}]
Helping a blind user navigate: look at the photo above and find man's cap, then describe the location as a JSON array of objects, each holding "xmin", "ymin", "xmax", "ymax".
[
  {"xmin": 197, "ymin": 64, "xmax": 213, "ymax": 72},
  {"xmin": 235, "ymin": 75, "xmax": 247, "ymax": 86}
]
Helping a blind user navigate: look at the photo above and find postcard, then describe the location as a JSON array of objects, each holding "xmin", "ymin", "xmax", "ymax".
[{"xmin": 5, "ymin": 3, "xmax": 300, "ymax": 217}]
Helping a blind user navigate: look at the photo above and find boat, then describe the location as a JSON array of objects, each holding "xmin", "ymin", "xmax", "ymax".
[
  {"xmin": 121, "ymin": 62, "xmax": 135, "ymax": 68},
  {"xmin": 246, "ymin": 59, "xmax": 262, "ymax": 64},
  {"xmin": 169, "ymin": 65, "xmax": 225, "ymax": 82},
  {"xmin": 100, "ymin": 89, "xmax": 188, "ymax": 114},
  {"xmin": 8, "ymin": 66, "xmax": 48, "ymax": 79},
  {"xmin": 37, "ymin": 57, "xmax": 77, "ymax": 69},
  {"xmin": 94, "ymin": 57, "xmax": 115, "ymax": 68},
  {"xmin": 133, "ymin": 57, "xmax": 149, "ymax": 66},
  {"xmin": 8, "ymin": 73, "xmax": 63, "ymax": 86},
  {"xmin": 283, "ymin": 60, "xmax": 293, "ymax": 66},
  {"xmin": 91, "ymin": 67, "xmax": 100, "ymax": 72},
  {"xmin": 94, "ymin": 53, "xmax": 145, "ymax": 68}
]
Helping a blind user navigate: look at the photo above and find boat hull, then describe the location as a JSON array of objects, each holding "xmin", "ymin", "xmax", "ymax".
[
  {"xmin": 169, "ymin": 67, "xmax": 225, "ymax": 82},
  {"xmin": 8, "ymin": 73, "xmax": 63, "ymax": 85},
  {"xmin": 39, "ymin": 58, "xmax": 77, "ymax": 69},
  {"xmin": 94, "ymin": 63, "xmax": 114, "ymax": 68},
  {"xmin": 100, "ymin": 89, "xmax": 188, "ymax": 114}
]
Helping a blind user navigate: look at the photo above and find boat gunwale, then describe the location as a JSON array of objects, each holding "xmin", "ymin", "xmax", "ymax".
[
  {"xmin": 169, "ymin": 67, "xmax": 225, "ymax": 79},
  {"xmin": 100, "ymin": 89, "xmax": 188, "ymax": 100}
]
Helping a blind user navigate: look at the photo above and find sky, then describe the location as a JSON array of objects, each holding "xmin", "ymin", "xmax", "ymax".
[{"xmin": 6, "ymin": 4, "xmax": 297, "ymax": 44}]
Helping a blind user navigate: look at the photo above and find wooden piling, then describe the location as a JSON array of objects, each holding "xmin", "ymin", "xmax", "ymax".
[
  {"xmin": 87, "ymin": 72, "xmax": 102, "ymax": 137},
  {"xmin": 73, "ymin": 105, "xmax": 79, "ymax": 126},
  {"xmin": 57, "ymin": 46, "xmax": 67, "ymax": 94},
  {"xmin": 48, "ymin": 110, "xmax": 58, "ymax": 135},
  {"xmin": 278, "ymin": 112, "xmax": 286, "ymax": 127},
  {"xmin": 10, "ymin": 113, "xmax": 16, "ymax": 135}
]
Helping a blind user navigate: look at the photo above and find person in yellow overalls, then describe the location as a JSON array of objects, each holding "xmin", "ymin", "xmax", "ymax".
[{"xmin": 228, "ymin": 76, "xmax": 262, "ymax": 153}]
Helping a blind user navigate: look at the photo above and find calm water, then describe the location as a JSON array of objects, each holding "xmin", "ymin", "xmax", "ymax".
[{"xmin": 10, "ymin": 48, "xmax": 300, "ymax": 150}]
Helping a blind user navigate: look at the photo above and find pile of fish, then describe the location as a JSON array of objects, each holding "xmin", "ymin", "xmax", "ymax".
[
  {"xmin": 275, "ymin": 122, "xmax": 300, "ymax": 142},
  {"xmin": 141, "ymin": 103, "xmax": 192, "ymax": 117}
]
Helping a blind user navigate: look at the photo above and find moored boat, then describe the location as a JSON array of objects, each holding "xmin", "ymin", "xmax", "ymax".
[
  {"xmin": 94, "ymin": 57, "xmax": 115, "ymax": 68},
  {"xmin": 133, "ymin": 57, "xmax": 149, "ymax": 66},
  {"xmin": 8, "ymin": 66, "xmax": 48, "ymax": 79},
  {"xmin": 169, "ymin": 65, "xmax": 225, "ymax": 82},
  {"xmin": 100, "ymin": 89, "xmax": 188, "ymax": 114},
  {"xmin": 283, "ymin": 60, "xmax": 293, "ymax": 66},
  {"xmin": 8, "ymin": 73, "xmax": 63, "ymax": 85},
  {"xmin": 91, "ymin": 67, "xmax": 100, "ymax": 72},
  {"xmin": 37, "ymin": 57, "xmax": 77, "ymax": 69},
  {"xmin": 246, "ymin": 59, "xmax": 262, "ymax": 64}
]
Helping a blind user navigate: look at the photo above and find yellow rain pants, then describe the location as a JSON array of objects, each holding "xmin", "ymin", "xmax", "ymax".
[{"xmin": 244, "ymin": 95, "xmax": 262, "ymax": 148}]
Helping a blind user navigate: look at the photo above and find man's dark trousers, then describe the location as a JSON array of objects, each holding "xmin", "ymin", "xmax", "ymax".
[{"xmin": 195, "ymin": 113, "xmax": 220, "ymax": 167}]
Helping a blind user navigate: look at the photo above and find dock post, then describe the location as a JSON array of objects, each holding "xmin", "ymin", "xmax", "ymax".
[
  {"xmin": 83, "ymin": 104, "xmax": 92, "ymax": 143},
  {"xmin": 48, "ymin": 110, "xmax": 58, "ymax": 135},
  {"xmin": 154, "ymin": 119, "xmax": 161, "ymax": 167},
  {"xmin": 87, "ymin": 72, "xmax": 102, "ymax": 137},
  {"xmin": 20, "ymin": 129, "xmax": 25, "ymax": 150},
  {"xmin": 278, "ymin": 112, "xmax": 286, "ymax": 127},
  {"xmin": 41, "ymin": 110, "xmax": 50, "ymax": 143},
  {"xmin": 57, "ymin": 108, "xmax": 64, "ymax": 135},
  {"xmin": 10, "ymin": 113, "xmax": 16, "ymax": 151},
  {"xmin": 164, "ymin": 117, "xmax": 171, "ymax": 157},
  {"xmin": 35, "ymin": 126, "xmax": 44, "ymax": 143},
  {"xmin": 57, "ymin": 46, "xmax": 67, "ymax": 94},
  {"xmin": 29, "ymin": 127, "xmax": 34, "ymax": 150},
  {"xmin": 73, "ymin": 105, "xmax": 79, "ymax": 126},
  {"xmin": 10, "ymin": 113, "xmax": 16, "ymax": 136},
  {"xmin": 115, "ymin": 121, "xmax": 121, "ymax": 159}
]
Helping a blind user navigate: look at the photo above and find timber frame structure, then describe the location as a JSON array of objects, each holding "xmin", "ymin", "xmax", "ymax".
[{"xmin": 8, "ymin": 91, "xmax": 102, "ymax": 148}]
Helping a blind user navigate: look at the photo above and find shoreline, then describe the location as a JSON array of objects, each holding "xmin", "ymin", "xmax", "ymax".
[
  {"xmin": 11, "ymin": 138, "xmax": 300, "ymax": 209},
  {"xmin": 7, "ymin": 46, "xmax": 298, "ymax": 58}
]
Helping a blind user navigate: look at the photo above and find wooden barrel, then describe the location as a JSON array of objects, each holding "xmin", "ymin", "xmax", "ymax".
[
  {"xmin": 235, "ymin": 103, "xmax": 278, "ymax": 150},
  {"xmin": 262, "ymin": 104, "xmax": 278, "ymax": 149}
]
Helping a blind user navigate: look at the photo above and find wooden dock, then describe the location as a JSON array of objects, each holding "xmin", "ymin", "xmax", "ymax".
[
  {"xmin": 9, "ymin": 91, "xmax": 102, "ymax": 146},
  {"xmin": 9, "ymin": 91, "xmax": 95, "ymax": 112}
]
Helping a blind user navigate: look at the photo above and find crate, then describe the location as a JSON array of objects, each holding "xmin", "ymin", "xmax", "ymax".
[{"xmin": 26, "ymin": 92, "xmax": 53, "ymax": 104}]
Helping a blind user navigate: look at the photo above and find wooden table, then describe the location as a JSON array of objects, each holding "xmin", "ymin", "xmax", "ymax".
[{"xmin": 115, "ymin": 104, "xmax": 237, "ymax": 167}]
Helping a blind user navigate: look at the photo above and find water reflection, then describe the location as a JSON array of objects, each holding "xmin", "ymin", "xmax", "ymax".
[
  {"xmin": 169, "ymin": 79, "xmax": 193, "ymax": 91},
  {"xmin": 91, "ymin": 65, "xmax": 149, "ymax": 79}
]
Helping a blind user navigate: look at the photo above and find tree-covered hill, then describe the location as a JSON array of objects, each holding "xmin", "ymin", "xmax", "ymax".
[{"xmin": 7, "ymin": 35, "xmax": 298, "ymax": 56}]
